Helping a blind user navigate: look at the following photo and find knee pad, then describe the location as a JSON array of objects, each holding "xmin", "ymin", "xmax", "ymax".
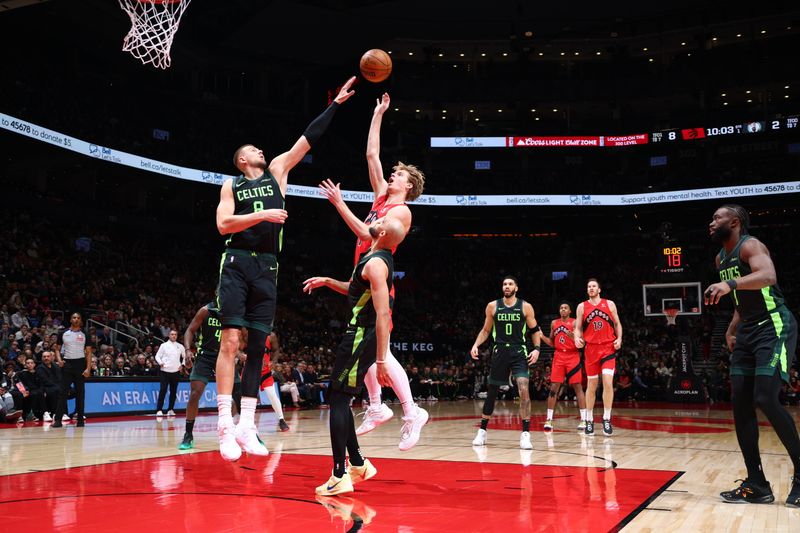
[{"xmin": 241, "ymin": 329, "xmax": 267, "ymax": 397}]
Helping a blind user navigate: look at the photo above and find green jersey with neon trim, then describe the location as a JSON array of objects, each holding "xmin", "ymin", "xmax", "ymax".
[
  {"xmin": 348, "ymin": 249, "xmax": 394, "ymax": 328},
  {"xmin": 197, "ymin": 304, "xmax": 222, "ymax": 356},
  {"xmin": 718, "ymin": 235, "xmax": 786, "ymax": 322},
  {"xmin": 493, "ymin": 298, "xmax": 527, "ymax": 345},
  {"xmin": 225, "ymin": 173, "xmax": 284, "ymax": 253}
]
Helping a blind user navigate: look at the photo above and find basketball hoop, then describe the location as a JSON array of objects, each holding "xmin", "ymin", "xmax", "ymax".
[
  {"xmin": 663, "ymin": 308, "xmax": 679, "ymax": 326},
  {"xmin": 118, "ymin": 0, "xmax": 192, "ymax": 69}
]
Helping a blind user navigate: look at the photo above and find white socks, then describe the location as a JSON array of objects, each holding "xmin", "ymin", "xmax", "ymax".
[
  {"xmin": 603, "ymin": 408, "xmax": 612, "ymax": 420},
  {"xmin": 264, "ymin": 386, "xmax": 284, "ymax": 420},
  {"xmin": 240, "ymin": 396, "xmax": 258, "ymax": 427},
  {"xmin": 546, "ymin": 409, "xmax": 554, "ymax": 420},
  {"xmin": 586, "ymin": 409, "xmax": 594, "ymax": 422},
  {"xmin": 217, "ymin": 394, "xmax": 233, "ymax": 427}
]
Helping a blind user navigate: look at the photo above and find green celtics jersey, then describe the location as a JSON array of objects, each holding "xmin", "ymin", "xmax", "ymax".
[
  {"xmin": 225, "ymin": 173, "xmax": 284, "ymax": 253},
  {"xmin": 718, "ymin": 235, "xmax": 786, "ymax": 322},
  {"xmin": 198, "ymin": 303, "xmax": 222, "ymax": 355},
  {"xmin": 348, "ymin": 249, "xmax": 394, "ymax": 328},
  {"xmin": 493, "ymin": 298, "xmax": 527, "ymax": 345}
]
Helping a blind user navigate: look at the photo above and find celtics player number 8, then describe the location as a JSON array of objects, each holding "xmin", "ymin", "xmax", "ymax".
[{"xmin": 253, "ymin": 201, "xmax": 264, "ymax": 212}]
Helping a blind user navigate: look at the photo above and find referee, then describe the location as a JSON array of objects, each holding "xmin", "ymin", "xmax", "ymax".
[{"xmin": 52, "ymin": 312, "xmax": 92, "ymax": 427}]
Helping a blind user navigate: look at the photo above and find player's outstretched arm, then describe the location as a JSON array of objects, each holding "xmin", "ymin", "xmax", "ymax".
[
  {"xmin": 269, "ymin": 77, "xmax": 356, "ymax": 195},
  {"xmin": 364, "ymin": 258, "xmax": 391, "ymax": 385},
  {"xmin": 183, "ymin": 305, "xmax": 209, "ymax": 369},
  {"xmin": 216, "ymin": 179, "xmax": 287, "ymax": 234},
  {"xmin": 470, "ymin": 302, "xmax": 495, "ymax": 359},
  {"xmin": 366, "ymin": 93, "xmax": 391, "ymax": 198},
  {"xmin": 319, "ymin": 179, "xmax": 371, "ymax": 240},
  {"xmin": 573, "ymin": 303, "xmax": 585, "ymax": 348},
  {"xmin": 302, "ymin": 276, "xmax": 350, "ymax": 295}
]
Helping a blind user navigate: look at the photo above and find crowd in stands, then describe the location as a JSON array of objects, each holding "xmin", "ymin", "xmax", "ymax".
[{"xmin": 3, "ymin": 189, "xmax": 799, "ymax": 424}]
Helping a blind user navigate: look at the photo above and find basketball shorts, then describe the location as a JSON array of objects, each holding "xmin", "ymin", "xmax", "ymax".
[
  {"xmin": 731, "ymin": 306, "xmax": 797, "ymax": 383},
  {"xmin": 489, "ymin": 344, "xmax": 529, "ymax": 386},
  {"xmin": 216, "ymin": 248, "xmax": 278, "ymax": 334},
  {"xmin": 260, "ymin": 353, "xmax": 274, "ymax": 390},
  {"xmin": 584, "ymin": 342, "xmax": 616, "ymax": 377},
  {"xmin": 551, "ymin": 350, "xmax": 582, "ymax": 385},
  {"xmin": 190, "ymin": 351, "xmax": 240, "ymax": 384},
  {"xmin": 330, "ymin": 325, "xmax": 378, "ymax": 395}
]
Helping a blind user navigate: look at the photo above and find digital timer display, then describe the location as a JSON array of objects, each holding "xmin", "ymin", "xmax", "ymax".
[{"xmin": 660, "ymin": 246, "xmax": 685, "ymax": 274}]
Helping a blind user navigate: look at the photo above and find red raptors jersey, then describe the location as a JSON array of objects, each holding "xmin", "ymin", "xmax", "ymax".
[
  {"xmin": 552, "ymin": 318, "xmax": 577, "ymax": 352},
  {"xmin": 582, "ymin": 298, "xmax": 617, "ymax": 344},
  {"xmin": 353, "ymin": 194, "xmax": 405, "ymax": 265}
]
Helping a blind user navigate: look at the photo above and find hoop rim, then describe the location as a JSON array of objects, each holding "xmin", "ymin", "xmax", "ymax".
[
  {"xmin": 663, "ymin": 309, "xmax": 680, "ymax": 316},
  {"xmin": 135, "ymin": 0, "xmax": 183, "ymax": 4}
]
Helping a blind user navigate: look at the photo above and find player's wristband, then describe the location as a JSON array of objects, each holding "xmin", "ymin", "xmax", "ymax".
[
  {"xmin": 376, "ymin": 360, "xmax": 387, "ymax": 364},
  {"xmin": 725, "ymin": 279, "xmax": 737, "ymax": 291},
  {"xmin": 533, "ymin": 346, "xmax": 540, "ymax": 351}
]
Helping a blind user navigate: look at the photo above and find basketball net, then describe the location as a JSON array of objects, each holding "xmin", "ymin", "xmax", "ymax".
[
  {"xmin": 663, "ymin": 308, "xmax": 679, "ymax": 326},
  {"xmin": 118, "ymin": 0, "xmax": 192, "ymax": 69}
]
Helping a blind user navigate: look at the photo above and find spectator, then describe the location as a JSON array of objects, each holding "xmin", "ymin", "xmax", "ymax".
[
  {"xmin": 35, "ymin": 350, "xmax": 61, "ymax": 421},
  {"xmin": 17, "ymin": 357, "xmax": 44, "ymax": 421},
  {"xmin": 273, "ymin": 363, "xmax": 302, "ymax": 407},
  {"xmin": 0, "ymin": 368, "xmax": 23, "ymax": 422}
]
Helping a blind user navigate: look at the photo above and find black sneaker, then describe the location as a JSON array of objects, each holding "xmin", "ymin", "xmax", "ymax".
[
  {"xmin": 720, "ymin": 479, "xmax": 774, "ymax": 504},
  {"xmin": 51, "ymin": 420, "xmax": 63, "ymax": 428},
  {"xmin": 602, "ymin": 419, "xmax": 613, "ymax": 436},
  {"xmin": 585, "ymin": 420, "xmax": 594, "ymax": 436},
  {"xmin": 178, "ymin": 433, "xmax": 194, "ymax": 450},
  {"xmin": 787, "ymin": 474, "xmax": 800, "ymax": 507},
  {"xmin": 278, "ymin": 419, "xmax": 290, "ymax": 432},
  {"xmin": 76, "ymin": 418, "xmax": 85, "ymax": 428}
]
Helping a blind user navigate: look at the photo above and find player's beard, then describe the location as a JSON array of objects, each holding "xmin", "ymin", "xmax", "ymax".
[
  {"xmin": 711, "ymin": 223, "xmax": 732, "ymax": 244},
  {"xmin": 503, "ymin": 289, "xmax": 516, "ymax": 298},
  {"xmin": 368, "ymin": 225, "xmax": 380, "ymax": 239},
  {"xmin": 255, "ymin": 159, "xmax": 267, "ymax": 170}
]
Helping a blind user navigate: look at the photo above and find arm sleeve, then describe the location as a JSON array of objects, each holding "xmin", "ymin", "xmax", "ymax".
[{"xmin": 302, "ymin": 102, "xmax": 339, "ymax": 146}]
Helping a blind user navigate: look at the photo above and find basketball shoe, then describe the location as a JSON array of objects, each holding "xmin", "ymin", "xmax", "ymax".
[
  {"xmin": 543, "ymin": 419, "xmax": 553, "ymax": 431},
  {"xmin": 278, "ymin": 418, "xmax": 290, "ymax": 432},
  {"xmin": 472, "ymin": 428, "xmax": 487, "ymax": 446},
  {"xmin": 602, "ymin": 419, "xmax": 613, "ymax": 436},
  {"xmin": 315, "ymin": 472, "xmax": 354, "ymax": 496},
  {"xmin": 218, "ymin": 423, "xmax": 242, "ymax": 461},
  {"xmin": 355, "ymin": 403, "xmax": 393, "ymax": 436},
  {"xmin": 399, "ymin": 406, "xmax": 429, "ymax": 451},
  {"xmin": 520, "ymin": 432, "xmax": 533, "ymax": 450},
  {"xmin": 178, "ymin": 433, "xmax": 194, "ymax": 450},
  {"xmin": 720, "ymin": 479, "xmax": 774, "ymax": 503},
  {"xmin": 235, "ymin": 424, "xmax": 269, "ymax": 456},
  {"xmin": 585, "ymin": 420, "xmax": 595, "ymax": 436},
  {"xmin": 577, "ymin": 420, "xmax": 587, "ymax": 430},
  {"xmin": 348, "ymin": 458, "xmax": 377, "ymax": 484}
]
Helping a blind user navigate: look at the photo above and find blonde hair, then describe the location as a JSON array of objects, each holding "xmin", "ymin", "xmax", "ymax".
[{"xmin": 394, "ymin": 161, "xmax": 425, "ymax": 201}]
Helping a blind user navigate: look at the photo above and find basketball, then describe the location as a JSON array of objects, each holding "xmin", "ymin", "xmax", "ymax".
[{"xmin": 359, "ymin": 49, "xmax": 392, "ymax": 83}]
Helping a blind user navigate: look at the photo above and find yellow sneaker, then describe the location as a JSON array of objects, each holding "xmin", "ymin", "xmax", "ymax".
[
  {"xmin": 348, "ymin": 459, "xmax": 377, "ymax": 484},
  {"xmin": 315, "ymin": 472, "xmax": 354, "ymax": 496}
]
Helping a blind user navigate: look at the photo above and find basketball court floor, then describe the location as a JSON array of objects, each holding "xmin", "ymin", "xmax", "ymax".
[{"xmin": 2, "ymin": 400, "xmax": 799, "ymax": 532}]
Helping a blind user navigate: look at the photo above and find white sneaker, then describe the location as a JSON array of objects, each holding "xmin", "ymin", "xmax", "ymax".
[
  {"xmin": 218, "ymin": 423, "xmax": 242, "ymax": 462},
  {"xmin": 156, "ymin": 410, "xmax": 163, "ymax": 417},
  {"xmin": 399, "ymin": 406, "xmax": 429, "ymax": 451},
  {"xmin": 235, "ymin": 424, "xmax": 269, "ymax": 456},
  {"xmin": 62, "ymin": 414, "xmax": 71, "ymax": 421},
  {"xmin": 543, "ymin": 419, "xmax": 553, "ymax": 431},
  {"xmin": 520, "ymin": 431, "xmax": 533, "ymax": 450},
  {"xmin": 577, "ymin": 420, "xmax": 587, "ymax": 430},
  {"xmin": 43, "ymin": 412, "xmax": 52, "ymax": 422},
  {"xmin": 427, "ymin": 395, "xmax": 438, "ymax": 402},
  {"xmin": 472, "ymin": 428, "xmax": 487, "ymax": 446},
  {"xmin": 167, "ymin": 410, "xmax": 176, "ymax": 417},
  {"xmin": 355, "ymin": 403, "xmax": 393, "ymax": 436}
]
